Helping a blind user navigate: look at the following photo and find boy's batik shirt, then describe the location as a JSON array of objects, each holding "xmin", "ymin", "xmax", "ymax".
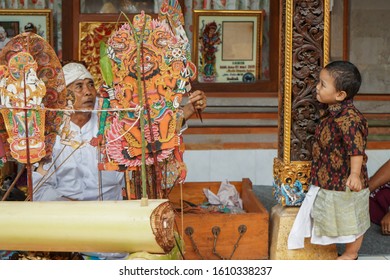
[{"xmin": 310, "ymin": 99, "xmax": 369, "ymax": 191}]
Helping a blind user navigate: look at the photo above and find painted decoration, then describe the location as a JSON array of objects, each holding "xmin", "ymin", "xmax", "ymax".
[
  {"xmin": 0, "ymin": 32, "xmax": 67, "ymax": 163},
  {"xmin": 95, "ymin": 0, "xmax": 195, "ymax": 189},
  {"xmin": 0, "ymin": 52, "xmax": 46, "ymax": 163}
]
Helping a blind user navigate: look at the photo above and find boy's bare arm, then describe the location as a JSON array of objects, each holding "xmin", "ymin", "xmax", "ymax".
[{"xmin": 346, "ymin": 155, "xmax": 363, "ymax": 191}]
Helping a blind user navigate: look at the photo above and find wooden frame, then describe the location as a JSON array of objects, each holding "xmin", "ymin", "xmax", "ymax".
[
  {"xmin": 62, "ymin": 0, "xmax": 185, "ymax": 62},
  {"xmin": 63, "ymin": 0, "xmax": 279, "ymax": 95},
  {"xmin": 80, "ymin": 0, "xmax": 156, "ymax": 14},
  {"xmin": 190, "ymin": 1, "xmax": 279, "ymax": 95},
  {"xmin": 193, "ymin": 10, "xmax": 263, "ymax": 84},
  {"xmin": 0, "ymin": 9, "xmax": 53, "ymax": 46}
]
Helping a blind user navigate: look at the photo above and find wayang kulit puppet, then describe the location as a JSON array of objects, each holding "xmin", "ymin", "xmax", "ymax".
[
  {"xmin": 94, "ymin": 0, "xmax": 196, "ymax": 198},
  {"xmin": 0, "ymin": 30, "xmax": 179, "ymax": 259},
  {"xmin": 0, "ymin": 33, "xmax": 66, "ymax": 166}
]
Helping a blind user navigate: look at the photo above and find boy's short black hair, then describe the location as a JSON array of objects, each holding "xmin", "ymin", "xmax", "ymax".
[{"xmin": 324, "ymin": 60, "xmax": 362, "ymax": 99}]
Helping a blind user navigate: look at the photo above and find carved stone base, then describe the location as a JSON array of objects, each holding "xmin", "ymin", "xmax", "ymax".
[{"xmin": 269, "ymin": 204, "xmax": 338, "ymax": 260}]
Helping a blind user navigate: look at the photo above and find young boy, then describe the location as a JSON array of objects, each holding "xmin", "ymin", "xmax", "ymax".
[{"xmin": 288, "ymin": 61, "xmax": 370, "ymax": 260}]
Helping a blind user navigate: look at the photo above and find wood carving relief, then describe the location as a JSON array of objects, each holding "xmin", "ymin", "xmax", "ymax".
[
  {"xmin": 278, "ymin": 0, "xmax": 327, "ymax": 161},
  {"xmin": 290, "ymin": 0, "xmax": 324, "ymax": 161},
  {"xmin": 274, "ymin": 0, "xmax": 329, "ymax": 206}
]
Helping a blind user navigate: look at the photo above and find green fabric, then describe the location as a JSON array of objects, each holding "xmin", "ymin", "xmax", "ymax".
[{"xmin": 312, "ymin": 187, "xmax": 370, "ymax": 237}]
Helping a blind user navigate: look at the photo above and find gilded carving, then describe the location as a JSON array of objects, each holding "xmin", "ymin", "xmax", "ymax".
[
  {"xmin": 79, "ymin": 22, "xmax": 122, "ymax": 88},
  {"xmin": 274, "ymin": 0, "xmax": 330, "ymax": 206},
  {"xmin": 273, "ymin": 158, "xmax": 311, "ymax": 206}
]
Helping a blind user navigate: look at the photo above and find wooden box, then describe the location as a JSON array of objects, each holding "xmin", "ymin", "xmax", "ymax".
[{"xmin": 169, "ymin": 178, "xmax": 269, "ymax": 260}]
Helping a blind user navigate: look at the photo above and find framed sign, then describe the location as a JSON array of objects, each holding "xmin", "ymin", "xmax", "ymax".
[
  {"xmin": 193, "ymin": 10, "xmax": 263, "ymax": 84},
  {"xmin": 0, "ymin": 9, "xmax": 53, "ymax": 49}
]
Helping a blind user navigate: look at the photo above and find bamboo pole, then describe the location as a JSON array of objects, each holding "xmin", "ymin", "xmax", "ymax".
[
  {"xmin": 22, "ymin": 69, "xmax": 33, "ymax": 201},
  {"xmin": 0, "ymin": 200, "xmax": 173, "ymax": 253}
]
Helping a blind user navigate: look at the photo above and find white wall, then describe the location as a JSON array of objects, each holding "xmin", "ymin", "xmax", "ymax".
[{"xmin": 184, "ymin": 149, "xmax": 389, "ymax": 185}]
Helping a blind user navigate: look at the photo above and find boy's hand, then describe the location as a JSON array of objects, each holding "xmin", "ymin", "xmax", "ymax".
[{"xmin": 346, "ymin": 173, "xmax": 362, "ymax": 192}]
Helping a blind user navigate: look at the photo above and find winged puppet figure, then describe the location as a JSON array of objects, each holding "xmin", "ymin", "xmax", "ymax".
[{"xmin": 95, "ymin": 0, "xmax": 196, "ymax": 196}]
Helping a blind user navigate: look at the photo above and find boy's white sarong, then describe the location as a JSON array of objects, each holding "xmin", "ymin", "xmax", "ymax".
[{"xmin": 288, "ymin": 186, "xmax": 360, "ymax": 249}]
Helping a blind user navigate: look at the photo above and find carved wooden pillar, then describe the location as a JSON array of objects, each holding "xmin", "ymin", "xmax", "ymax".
[
  {"xmin": 273, "ymin": 0, "xmax": 330, "ymax": 206},
  {"xmin": 269, "ymin": 0, "xmax": 337, "ymax": 260}
]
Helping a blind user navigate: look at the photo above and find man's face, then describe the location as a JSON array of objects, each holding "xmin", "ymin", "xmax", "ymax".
[{"xmin": 67, "ymin": 78, "xmax": 96, "ymax": 110}]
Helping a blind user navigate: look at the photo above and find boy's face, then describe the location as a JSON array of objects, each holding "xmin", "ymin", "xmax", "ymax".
[{"xmin": 316, "ymin": 69, "xmax": 345, "ymax": 104}]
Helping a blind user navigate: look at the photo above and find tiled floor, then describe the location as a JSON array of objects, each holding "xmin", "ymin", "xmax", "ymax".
[{"xmin": 358, "ymin": 255, "xmax": 390, "ymax": 260}]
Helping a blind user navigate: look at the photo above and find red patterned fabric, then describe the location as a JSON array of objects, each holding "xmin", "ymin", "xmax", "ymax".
[
  {"xmin": 310, "ymin": 99, "xmax": 369, "ymax": 191},
  {"xmin": 369, "ymin": 184, "xmax": 390, "ymax": 224}
]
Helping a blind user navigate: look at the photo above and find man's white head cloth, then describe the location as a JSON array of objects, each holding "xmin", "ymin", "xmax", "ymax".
[{"xmin": 63, "ymin": 63, "xmax": 94, "ymax": 86}]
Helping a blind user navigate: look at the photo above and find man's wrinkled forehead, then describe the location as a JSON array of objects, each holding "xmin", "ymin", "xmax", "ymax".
[{"xmin": 71, "ymin": 78, "xmax": 94, "ymax": 86}]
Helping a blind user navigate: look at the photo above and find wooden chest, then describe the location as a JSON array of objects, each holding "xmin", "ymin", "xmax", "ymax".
[{"xmin": 169, "ymin": 178, "xmax": 269, "ymax": 260}]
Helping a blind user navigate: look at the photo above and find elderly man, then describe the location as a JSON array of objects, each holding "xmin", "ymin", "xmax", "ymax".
[
  {"xmin": 33, "ymin": 62, "xmax": 207, "ymax": 201},
  {"xmin": 32, "ymin": 62, "xmax": 125, "ymax": 201}
]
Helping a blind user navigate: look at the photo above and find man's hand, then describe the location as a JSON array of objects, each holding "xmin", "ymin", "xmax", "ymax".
[
  {"xmin": 90, "ymin": 134, "xmax": 103, "ymax": 147},
  {"xmin": 183, "ymin": 90, "xmax": 207, "ymax": 120},
  {"xmin": 188, "ymin": 90, "xmax": 207, "ymax": 111}
]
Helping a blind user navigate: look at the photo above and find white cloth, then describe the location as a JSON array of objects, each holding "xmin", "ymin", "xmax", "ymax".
[
  {"xmin": 288, "ymin": 186, "xmax": 320, "ymax": 249},
  {"xmin": 203, "ymin": 180, "xmax": 243, "ymax": 209},
  {"xmin": 33, "ymin": 112, "xmax": 124, "ymax": 201},
  {"xmin": 288, "ymin": 186, "xmax": 363, "ymax": 250},
  {"xmin": 63, "ymin": 63, "xmax": 94, "ymax": 86}
]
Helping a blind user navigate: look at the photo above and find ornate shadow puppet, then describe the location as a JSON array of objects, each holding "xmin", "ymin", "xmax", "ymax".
[
  {"xmin": 93, "ymin": 0, "xmax": 197, "ymax": 198},
  {"xmin": 0, "ymin": 32, "xmax": 66, "ymax": 166}
]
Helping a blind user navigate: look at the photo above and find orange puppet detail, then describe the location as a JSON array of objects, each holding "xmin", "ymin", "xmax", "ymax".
[
  {"xmin": 0, "ymin": 52, "xmax": 46, "ymax": 163},
  {"xmin": 98, "ymin": 7, "xmax": 193, "ymax": 186},
  {"xmin": 0, "ymin": 32, "xmax": 67, "ymax": 164}
]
